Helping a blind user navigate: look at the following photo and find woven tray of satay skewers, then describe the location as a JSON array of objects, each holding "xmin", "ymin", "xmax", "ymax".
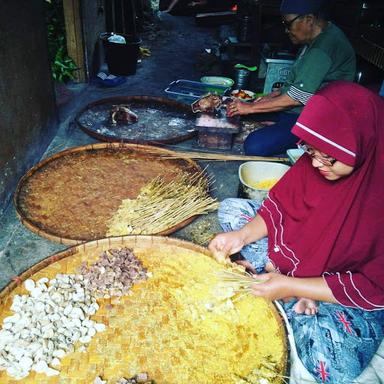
[
  {"xmin": 14, "ymin": 143, "xmax": 218, "ymax": 245},
  {"xmin": 0, "ymin": 236, "xmax": 287, "ymax": 384}
]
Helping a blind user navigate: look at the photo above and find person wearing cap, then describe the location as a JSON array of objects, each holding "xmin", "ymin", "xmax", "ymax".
[
  {"xmin": 210, "ymin": 81, "xmax": 384, "ymax": 383},
  {"xmin": 227, "ymin": 0, "xmax": 356, "ymax": 156}
]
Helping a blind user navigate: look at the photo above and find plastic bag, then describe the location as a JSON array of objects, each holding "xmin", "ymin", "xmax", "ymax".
[{"xmin": 107, "ymin": 34, "xmax": 126, "ymax": 44}]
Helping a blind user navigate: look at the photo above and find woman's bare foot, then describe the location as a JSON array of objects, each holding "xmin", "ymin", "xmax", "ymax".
[{"xmin": 293, "ymin": 298, "xmax": 318, "ymax": 315}]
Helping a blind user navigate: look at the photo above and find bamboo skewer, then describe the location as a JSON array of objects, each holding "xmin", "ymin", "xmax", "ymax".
[
  {"xmin": 106, "ymin": 171, "xmax": 219, "ymax": 236},
  {"xmin": 216, "ymin": 270, "xmax": 265, "ymax": 292},
  {"xmin": 154, "ymin": 150, "xmax": 289, "ymax": 163}
]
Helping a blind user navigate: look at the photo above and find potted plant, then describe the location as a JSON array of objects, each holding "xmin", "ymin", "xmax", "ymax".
[{"xmin": 45, "ymin": 0, "xmax": 78, "ymax": 105}]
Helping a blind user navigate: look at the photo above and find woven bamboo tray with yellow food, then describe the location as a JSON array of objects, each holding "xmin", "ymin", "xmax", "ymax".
[{"xmin": 0, "ymin": 236, "xmax": 287, "ymax": 384}]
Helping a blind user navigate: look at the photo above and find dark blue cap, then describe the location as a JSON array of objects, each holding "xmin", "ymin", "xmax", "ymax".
[{"xmin": 280, "ymin": 0, "xmax": 324, "ymax": 15}]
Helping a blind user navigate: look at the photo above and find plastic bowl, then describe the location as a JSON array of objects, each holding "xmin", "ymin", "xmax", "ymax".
[
  {"xmin": 286, "ymin": 148, "xmax": 305, "ymax": 164},
  {"xmin": 238, "ymin": 161, "xmax": 290, "ymax": 201},
  {"xmin": 200, "ymin": 76, "xmax": 234, "ymax": 88}
]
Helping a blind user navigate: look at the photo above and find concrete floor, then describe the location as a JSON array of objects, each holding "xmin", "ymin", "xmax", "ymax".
[{"xmin": 0, "ymin": 14, "xmax": 244, "ymax": 291}]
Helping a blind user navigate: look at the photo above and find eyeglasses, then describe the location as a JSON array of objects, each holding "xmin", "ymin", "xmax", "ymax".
[
  {"xmin": 297, "ymin": 142, "xmax": 337, "ymax": 166},
  {"xmin": 282, "ymin": 14, "xmax": 302, "ymax": 30}
]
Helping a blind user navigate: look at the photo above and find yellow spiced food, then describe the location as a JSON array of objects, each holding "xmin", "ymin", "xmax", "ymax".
[
  {"xmin": 248, "ymin": 178, "xmax": 279, "ymax": 190},
  {"xmin": 94, "ymin": 249, "xmax": 286, "ymax": 384},
  {"xmin": 0, "ymin": 240, "xmax": 286, "ymax": 384}
]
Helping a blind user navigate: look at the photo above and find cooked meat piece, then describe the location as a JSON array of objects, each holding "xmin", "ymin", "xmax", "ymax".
[
  {"xmin": 110, "ymin": 105, "xmax": 139, "ymax": 125},
  {"xmin": 191, "ymin": 94, "xmax": 222, "ymax": 113}
]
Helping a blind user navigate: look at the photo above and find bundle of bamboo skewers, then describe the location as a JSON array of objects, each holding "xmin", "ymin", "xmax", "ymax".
[
  {"xmin": 157, "ymin": 150, "xmax": 288, "ymax": 163},
  {"xmin": 106, "ymin": 170, "xmax": 219, "ymax": 236},
  {"xmin": 216, "ymin": 270, "xmax": 264, "ymax": 295}
]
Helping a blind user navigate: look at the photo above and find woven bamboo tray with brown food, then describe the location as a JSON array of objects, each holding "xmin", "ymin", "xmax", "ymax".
[
  {"xmin": 14, "ymin": 143, "xmax": 218, "ymax": 245},
  {"xmin": 0, "ymin": 236, "xmax": 287, "ymax": 384}
]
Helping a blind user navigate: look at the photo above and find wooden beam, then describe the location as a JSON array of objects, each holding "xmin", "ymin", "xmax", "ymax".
[{"xmin": 63, "ymin": 0, "xmax": 86, "ymax": 82}]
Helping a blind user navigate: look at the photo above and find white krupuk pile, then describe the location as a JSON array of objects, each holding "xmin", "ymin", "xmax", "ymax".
[{"xmin": 0, "ymin": 274, "xmax": 106, "ymax": 380}]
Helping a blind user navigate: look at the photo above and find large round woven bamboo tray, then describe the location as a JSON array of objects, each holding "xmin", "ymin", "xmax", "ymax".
[
  {"xmin": 14, "ymin": 143, "xmax": 204, "ymax": 245},
  {"xmin": 0, "ymin": 236, "xmax": 287, "ymax": 384},
  {"xmin": 75, "ymin": 96, "xmax": 196, "ymax": 144}
]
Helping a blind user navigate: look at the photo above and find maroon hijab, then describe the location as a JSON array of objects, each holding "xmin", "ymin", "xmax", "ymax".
[{"xmin": 258, "ymin": 81, "xmax": 384, "ymax": 310}]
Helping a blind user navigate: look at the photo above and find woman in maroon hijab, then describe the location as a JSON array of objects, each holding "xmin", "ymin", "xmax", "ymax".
[{"xmin": 209, "ymin": 81, "xmax": 384, "ymax": 382}]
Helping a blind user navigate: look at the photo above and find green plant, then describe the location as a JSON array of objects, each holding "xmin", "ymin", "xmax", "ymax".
[
  {"xmin": 51, "ymin": 36, "xmax": 78, "ymax": 83},
  {"xmin": 45, "ymin": 0, "xmax": 78, "ymax": 83}
]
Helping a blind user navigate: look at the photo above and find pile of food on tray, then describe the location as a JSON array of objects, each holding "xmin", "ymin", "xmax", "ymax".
[{"xmin": 231, "ymin": 89, "xmax": 256, "ymax": 101}]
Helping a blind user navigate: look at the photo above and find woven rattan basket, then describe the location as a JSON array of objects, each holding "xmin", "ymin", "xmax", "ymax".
[
  {"xmin": 14, "ymin": 143, "xmax": 207, "ymax": 245},
  {"xmin": 0, "ymin": 236, "xmax": 287, "ymax": 384},
  {"xmin": 75, "ymin": 96, "xmax": 197, "ymax": 144}
]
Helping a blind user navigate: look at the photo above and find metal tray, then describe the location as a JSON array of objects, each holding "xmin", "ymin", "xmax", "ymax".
[{"xmin": 165, "ymin": 79, "xmax": 230, "ymax": 100}]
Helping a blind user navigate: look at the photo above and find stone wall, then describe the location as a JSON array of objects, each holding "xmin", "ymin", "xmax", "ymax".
[{"xmin": 0, "ymin": 0, "xmax": 57, "ymax": 216}]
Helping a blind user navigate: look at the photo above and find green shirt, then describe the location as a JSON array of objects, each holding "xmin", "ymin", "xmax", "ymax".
[{"xmin": 282, "ymin": 23, "xmax": 356, "ymax": 113}]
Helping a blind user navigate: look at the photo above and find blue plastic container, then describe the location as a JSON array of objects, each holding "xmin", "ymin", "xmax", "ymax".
[{"xmin": 165, "ymin": 79, "xmax": 230, "ymax": 101}]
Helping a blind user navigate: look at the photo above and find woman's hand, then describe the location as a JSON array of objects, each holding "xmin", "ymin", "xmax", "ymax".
[
  {"xmin": 226, "ymin": 91, "xmax": 281, "ymax": 116},
  {"xmin": 208, "ymin": 231, "xmax": 246, "ymax": 260},
  {"xmin": 209, "ymin": 215, "xmax": 268, "ymax": 264},
  {"xmin": 256, "ymin": 90, "xmax": 281, "ymax": 102},
  {"xmin": 250, "ymin": 273, "xmax": 293, "ymax": 301},
  {"xmin": 227, "ymin": 92, "xmax": 300, "ymax": 115},
  {"xmin": 251, "ymin": 273, "xmax": 337, "ymax": 304},
  {"xmin": 226, "ymin": 100, "xmax": 254, "ymax": 117}
]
